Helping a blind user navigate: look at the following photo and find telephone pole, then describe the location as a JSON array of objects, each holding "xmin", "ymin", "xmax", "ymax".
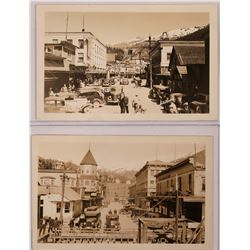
[
  {"xmin": 148, "ymin": 34, "xmax": 153, "ymax": 89},
  {"xmin": 59, "ymin": 171, "xmax": 69, "ymax": 223}
]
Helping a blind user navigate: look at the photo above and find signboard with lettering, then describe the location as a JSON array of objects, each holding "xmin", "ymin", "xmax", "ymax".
[{"xmin": 177, "ymin": 66, "xmax": 188, "ymax": 75}]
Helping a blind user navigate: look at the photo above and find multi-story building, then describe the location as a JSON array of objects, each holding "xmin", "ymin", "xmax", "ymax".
[
  {"xmin": 45, "ymin": 31, "xmax": 107, "ymax": 72},
  {"xmin": 154, "ymin": 150, "xmax": 205, "ymax": 221},
  {"xmin": 128, "ymin": 182, "xmax": 137, "ymax": 205},
  {"xmin": 38, "ymin": 161, "xmax": 81, "ymax": 224},
  {"xmin": 150, "ymin": 40, "xmax": 205, "ymax": 83},
  {"xmin": 104, "ymin": 182, "xmax": 129, "ymax": 203},
  {"xmin": 134, "ymin": 160, "xmax": 168, "ymax": 208},
  {"xmin": 79, "ymin": 149, "xmax": 102, "ymax": 207}
]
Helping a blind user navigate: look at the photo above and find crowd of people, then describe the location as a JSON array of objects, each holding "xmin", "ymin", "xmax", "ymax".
[{"xmin": 39, "ymin": 216, "xmax": 61, "ymax": 236}]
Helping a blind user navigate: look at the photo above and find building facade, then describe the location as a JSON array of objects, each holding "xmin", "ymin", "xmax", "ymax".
[
  {"xmin": 150, "ymin": 40, "xmax": 205, "ymax": 84},
  {"xmin": 38, "ymin": 162, "xmax": 82, "ymax": 224},
  {"xmin": 79, "ymin": 149, "xmax": 102, "ymax": 207},
  {"xmin": 154, "ymin": 150, "xmax": 205, "ymax": 221},
  {"xmin": 134, "ymin": 160, "xmax": 168, "ymax": 208},
  {"xmin": 104, "ymin": 182, "xmax": 130, "ymax": 203},
  {"xmin": 45, "ymin": 32, "xmax": 107, "ymax": 72}
]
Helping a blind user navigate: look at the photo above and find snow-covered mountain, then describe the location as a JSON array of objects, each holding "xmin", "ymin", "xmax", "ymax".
[{"xmin": 109, "ymin": 26, "xmax": 206, "ymax": 48}]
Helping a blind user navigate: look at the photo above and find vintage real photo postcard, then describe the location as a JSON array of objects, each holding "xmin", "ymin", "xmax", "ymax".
[
  {"xmin": 35, "ymin": 4, "xmax": 219, "ymax": 121},
  {"xmin": 32, "ymin": 135, "xmax": 215, "ymax": 250}
]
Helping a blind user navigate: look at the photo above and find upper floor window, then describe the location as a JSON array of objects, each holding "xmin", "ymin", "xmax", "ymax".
[
  {"xmin": 202, "ymin": 177, "xmax": 205, "ymax": 191},
  {"xmin": 52, "ymin": 39, "xmax": 58, "ymax": 43},
  {"xmin": 78, "ymin": 39, "xmax": 84, "ymax": 48}
]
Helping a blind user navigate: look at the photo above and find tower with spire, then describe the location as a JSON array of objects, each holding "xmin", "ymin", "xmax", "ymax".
[{"xmin": 79, "ymin": 148, "xmax": 100, "ymax": 206}]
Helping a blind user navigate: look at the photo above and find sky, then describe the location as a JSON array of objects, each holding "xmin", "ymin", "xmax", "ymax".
[
  {"xmin": 45, "ymin": 12, "xmax": 209, "ymax": 45},
  {"xmin": 35, "ymin": 136, "xmax": 205, "ymax": 171}
]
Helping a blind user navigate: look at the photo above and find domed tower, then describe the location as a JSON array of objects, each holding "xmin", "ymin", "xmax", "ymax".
[{"xmin": 79, "ymin": 149, "xmax": 98, "ymax": 203}]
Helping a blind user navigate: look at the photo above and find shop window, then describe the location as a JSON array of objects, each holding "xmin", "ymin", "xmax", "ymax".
[
  {"xmin": 56, "ymin": 202, "xmax": 61, "ymax": 213},
  {"xmin": 171, "ymin": 179, "xmax": 174, "ymax": 188},
  {"xmin": 64, "ymin": 202, "xmax": 70, "ymax": 213}
]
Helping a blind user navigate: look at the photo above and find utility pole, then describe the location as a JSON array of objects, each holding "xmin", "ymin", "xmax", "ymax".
[
  {"xmin": 148, "ymin": 34, "xmax": 153, "ymax": 89},
  {"xmin": 65, "ymin": 13, "xmax": 69, "ymax": 40},
  {"xmin": 175, "ymin": 174, "xmax": 179, "ymax": 243},
  {"xmin": 59, "ymin": 171, "xmax": 69, "ymax": 223},
  {"xmin": 82, "ymin": 16, "xmax": 85, "ymax": 49}
]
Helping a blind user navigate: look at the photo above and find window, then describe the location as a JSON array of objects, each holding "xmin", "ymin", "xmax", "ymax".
[
  {"xmin": 78, "ymin": 57, "xmax": 84, "ymax": 63},
  {"xmin": 78, "ymin": 39, "xmax": 84, "ymax": 48},
  {"xmin": 202, "ymin": 177, "xmax": 206, "ymax": 191},
  {"xmin": 188, "ymin": 174, "xmax": 192, "ymax": 192},
  {"xmin": 56, "ymin": 202, "xmax": 61, "ymax": 213},
  {"xmin": 52, "ymin": 39, "xmax": 58, "ymax": 43},
  {"xmin": 178, "ymin": 177, "xmax": 182, "ymax": 191},
  {"xmin": 86, "ymin": 170, "xmax": 89, "ymax": 174},
  {"xmin": 167, "ymin": 53, "xmax": 171, "ymax": 60},
  {"xmin": 171, "ymin": 179, "xmax": 174, "ymax": 187},
  {"xmin": 64, "ymin": 202, "xmax": 70, "ymax": 213},
  {"xmin": 45, "ymin": 47, "xmax": 53, "ymax": 53}
]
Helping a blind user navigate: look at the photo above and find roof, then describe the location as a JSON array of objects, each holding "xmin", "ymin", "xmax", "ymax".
[
  {"xmin": 80, "ymin": 149, "xmax": 97, "ymax": 166},
  {"xmin": 155, "ymin": 150, "xmax": 205, "ymax": 178},
  {"xmin": 167, "ymin": 157, "xmax": 190, "ymax": 167},
  {"xmin": 38, "ymin": 186, "xmax": 80, "ymax": 201},
  {"xmin": 135, "ymin": 159, "xmax": 168, "ymax": 177},
  {"xmin": 38, "ymin": 168, "xmax": 77, "ymax": 174},
  {"xmin": 174, "ymin": 45, "xmax": 205, "ymax": 65},
  {"xmin": 146, "ymin": 160, "xmax": 168, "ymax": 166},
  {"xmin": 190, "ymin": 149, "xmax": 205, "ymax": 166}
]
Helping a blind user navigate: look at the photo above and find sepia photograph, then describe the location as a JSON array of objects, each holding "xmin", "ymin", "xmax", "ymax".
[
  {"xmin": 32, "ymin": 135, "xmax": 214, "ymax": 249},
  {"xmin": 35, "ymin": 4, "xmax": 219, "ymax": 120}
]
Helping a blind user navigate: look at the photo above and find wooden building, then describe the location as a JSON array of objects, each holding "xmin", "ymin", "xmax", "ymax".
[{"xmin": 154, "ymin": 150, "xmax": 205, "ymax": 222}]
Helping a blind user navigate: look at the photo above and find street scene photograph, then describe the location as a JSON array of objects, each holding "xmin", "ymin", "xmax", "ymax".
[
  {"xmin": 36, "ymin": 4, "xmax": 219, "ymax": 120},
  {"xmin": 32, "ymin": 135, "xmax": 213, "ymax": 246}
]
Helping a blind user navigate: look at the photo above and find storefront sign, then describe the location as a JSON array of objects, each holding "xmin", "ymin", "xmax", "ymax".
[{"xmin": 177, "ymin": 66, "xmax": 188, "ymax": 75}]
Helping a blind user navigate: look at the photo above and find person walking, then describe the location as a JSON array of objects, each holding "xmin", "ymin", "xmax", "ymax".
[
  {"xmin": 119, "ymin": 93, "xmax": 129, "ymax": 114},
  {"xmin": 39, "ymin": 216, "xmax": 50, "ymax": 236}
]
